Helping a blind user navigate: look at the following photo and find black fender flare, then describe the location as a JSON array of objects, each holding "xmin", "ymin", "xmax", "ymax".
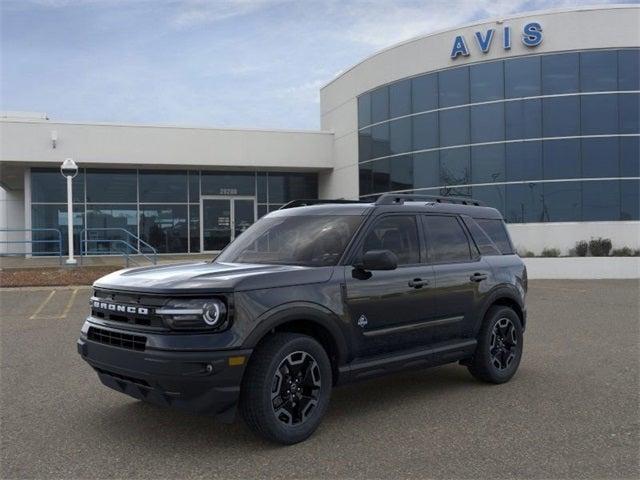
[
  {"xmin": 474, "ymin": 285, "xmax": 525, "ymax": 335},
  {"xmin": 242, "ymin": 302, "xmax": 351, "ymax": 366}
]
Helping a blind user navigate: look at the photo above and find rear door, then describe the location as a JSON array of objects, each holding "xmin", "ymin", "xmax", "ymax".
[
  {"xmin": 421, "ymin": 214, "xmax": 492, "ymax": 341},
  {"xmin": 343, "ymin": 214, "xmax": 436, "ymax": 357}
]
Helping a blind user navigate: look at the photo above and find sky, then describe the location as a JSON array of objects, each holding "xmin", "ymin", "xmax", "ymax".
[{"xmin": 1, "ymin": 0, "xmax": 637, "ymax": 130}]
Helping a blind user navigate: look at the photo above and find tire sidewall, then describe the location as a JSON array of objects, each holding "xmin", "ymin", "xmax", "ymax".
[{"xmin": 257, "ymin": 336, "xmax": 332, "ymax": 443}]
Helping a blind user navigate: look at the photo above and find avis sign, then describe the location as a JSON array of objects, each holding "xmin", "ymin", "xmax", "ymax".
[{"xmin": 450, "ymin": 22, "xmax": 543, "ymax": 59}]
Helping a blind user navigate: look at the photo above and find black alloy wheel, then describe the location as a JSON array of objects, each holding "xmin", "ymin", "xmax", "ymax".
[
  {"xmin": 490, "ymin": 317, "xmax": 518, "ymax": 371},
  {"xmin": 271, "ymin": 351, "xmax": 322, "ymax": 426}
]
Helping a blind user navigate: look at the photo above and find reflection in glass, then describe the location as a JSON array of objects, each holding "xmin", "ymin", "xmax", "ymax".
[
  {"xmin": 471, "ymin": 145, "xmax": 505, "ymax": 183},
  {"xmin": 439, "ymin": 108, "xmax": 469, "ymax": 147},
  {"xmin": 371, "ymin": 86, "xmax": 389, "ymax": 123},
  {"xmin": 202, "ymin": 172, "xmax": 255, "ymax": 196},
  {"xmin": 472, "ymin": 184, "xmax": 505, "ymax": 215},
  {"xmin": 439, "ymin": 67, "xmax": 469, "ymax": 107},
  {"xmin": 620, "ymin": 180, "xmax": 640, "ymax": 220},
  {"xmin": 543, "ymin": 96, "xmax": 580, "ymax": 137},
  {"xmin": 359, "ymin": 162, "xmax": 373, "ymax": 196},
  {"xmin": 359, "ymin": 128, "xmax": 373, "ymax": 162},
  {"xmin": 543, "ymin": 181, "xmax": 581, "ymax": 222},
  {"xmin": 86, "ymin": 205, "xmax": 138, "ymax": 254},
  {"xmin": 412, "ymin": 73, "xmax": 438, "ymax": 113},
  {"xmin": 188, "ymin": 171, "xmax": 200, "ymax": 202},
  {"xmin": 202, "ymin": 199, "xmax": 231, "ymax": 251},
  {"xmin": 581, "ymin": 94, "xmax": 618, "ymax": 135},
  {"xmin": 505, "ymin": 183, "xmax": 543, "ymax": 223},
  {"xmin": 620, "ymin": 137, "xmax": 640, "ymax": 177},
  {"xmin": 619, "ymin": 93, "xmax": 639, "ymax": 134},
  {"xmin": 371, "ymin": 123, "xmax": 390, "ymax": 158},
  {"xmin": 506, "ymin": 142, "xmax": 543, "ymax": 182},
  {"xmin": 582, "ymin": 137, "xmax": 619, "ymax": 178},
  {"xmin": 31, "ymin": 168, "xmax": 85, "ymax": 203},
  {"xmin": 389, "ymin": 117, "xmax": 412, "ymax": 155},
  {"xmin": 358, "ymin": 94, "xmax": 371, "ymax": 128},
  {"xmin": 618, "ymin": 49, "xmax": 640, "ymax": 91},
  {"xmin": 31, "ymin": 204, "xmax": 84, "ymax": 255},
  {"xmin": 412, "ymin": 112, "xmax": 438, "ymax": 151},
  {"xmin": 543, "ymin": 139, "xmax": 580, "ymax": 180},
  {"xmin": 505, "ymin": 99, "xmax": 542, "ymax": 140},
  {"xmin": 139, "ymin": 170, "xmax": 188, "ymax": 203},
  {"xmin": 580, "ymin": 51, "xmax": 617, "ymax": 92},
  {"xmin": 189, "ymin": 205, "xmax": 200, "ymax": 253},
  {"xmin": 470, "ymin": 103, "xmax": 504, "ymax": 143},
  {"xmin": 390, "ymin": 79, "xmax": 411, "ymax": 118},
  {"xmin": 583, "ymin": 181, "xmax": 620, "ymax": 221},
  {"xmin": 505, "ymin": 56, "xmax": 540, "ymax": 98},
  {"xmin": 440, "ymin": 147, "xmax": 470, "ymax": 186},
  {"xmin": 391, "ymin": 155, "xmax": 413, "ymax": 191},
  {"xmin": 86, "ymin": 169, "xmax": 137, "ymax": 203},
  {"xmin": 140, "ymin": 205, "xmax": 188, "ymax": 253},
  {"xmin": 470, "ymin": 61, "xmax": 504, "ymax": 102},
  {"xmin": 413, "ymin": 152, "xmax": 440, "ymax": 189},
  {"xmin": 373, "ymin": 158, "xmax": 390, "ymax": 193},
  {"xmin": 542, "ymin": 52, "xmax": 579, "ymax": 94}
]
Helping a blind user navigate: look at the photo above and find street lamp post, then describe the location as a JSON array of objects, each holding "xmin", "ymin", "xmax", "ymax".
[{"xmin": 60, "ymin": 158, "xmax": 78, "ymax": 265}]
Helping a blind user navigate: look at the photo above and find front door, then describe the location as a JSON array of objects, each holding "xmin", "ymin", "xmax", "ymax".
[{"xmin": 201, "ymin": 196, "xmax": 256, "ymax": 252}]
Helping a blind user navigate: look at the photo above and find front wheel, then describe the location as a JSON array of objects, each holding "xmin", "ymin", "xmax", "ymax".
[
  {"xmin": 240, "ymin": 333, "xmax": 332, "ymax": 444},
  {"xmin": 467, "ymin": 306, "xmax": 523, "ymax": 384}
]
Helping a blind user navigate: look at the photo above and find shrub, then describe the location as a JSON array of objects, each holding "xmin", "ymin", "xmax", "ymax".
[
  {"xmin": 574, "ymin": 240, "xmax": 589, "ymax": 257},
  {"xmin": 610, "ymin": 247, "xmax": 639, "ymax": 257},
  {"xmin": 589, "ymin": 237, "xmax": 612, "ymax": 257},
  {"xmin": 517, "ymin": 249, "xmax": 535, "ymax": 258},
  {"xmin": 540, "ymin": 247, "xmax": 560, "ymax": 257}
]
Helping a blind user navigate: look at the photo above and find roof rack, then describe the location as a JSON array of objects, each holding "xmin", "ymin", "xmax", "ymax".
[
  {"xmin": 279, "ymin": 199, "xmax": 365, "ymax": 209},
  {"xmin": 374, "ymin": 193, "xmax": 485, "ymax": 206}
]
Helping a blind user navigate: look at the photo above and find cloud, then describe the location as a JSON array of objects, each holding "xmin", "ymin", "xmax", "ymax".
[{"xmin": 170, "ymin": 0, "xmax": 287, "ymax": 29}]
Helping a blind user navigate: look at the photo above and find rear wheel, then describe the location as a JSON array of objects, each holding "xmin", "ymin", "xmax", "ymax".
[
  {"xmin": 468, "ymin": 306, "xmax": 523, "ymax": 384},
  {"xmin": 240, "ymin": 333, "xmax": 332, "ymax": 444}
]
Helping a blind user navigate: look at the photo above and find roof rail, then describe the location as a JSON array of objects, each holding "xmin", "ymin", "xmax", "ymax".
[
  {"xmin": 374, "ymin": 193, "xmax": 485, "ymax": 206},
  {"xmin": 279, "ymin": 199, "xmax": 365, "ymax": 209}
]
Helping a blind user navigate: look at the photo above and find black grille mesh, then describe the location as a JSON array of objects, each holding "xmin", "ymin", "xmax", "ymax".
[{"xmin": 87, "ymin": 326, "xmax": 146, "ymax": 351}]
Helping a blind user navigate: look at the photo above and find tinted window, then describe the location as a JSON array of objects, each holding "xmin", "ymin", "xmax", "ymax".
[
  {"xmin": 543, "ymin": 139, "xmax": 580, "ymax": 180},
  {"xmin": 371, "ymin": 123, "xmax": 390, "ymax": 158},
  {"xmin": 542, "ymin": 53, "xmax": 579, "ymax": 94},
  {"xmin": 583, "ymin": 181, "xmax": 619, "ymax": 221},
  {"xmin": 619, "ymin": 93, "xmax": 639, "ymax": 134},
  {"xmin": 267, "ymin": 173, "xmax": 317, "ymax": 203},
  {"xmin": 359, "ymin": 162, "xmax": 373, "ymax": 196},
  {"xmin": 389, "ymin": 117, "xmax": 412, "ymax": 155},
  {"xmin": 86, "ymin": 169, "xmax": 136, "ymax": 203},
  {"xmin": 439, "ymin": 67, "xmax": 469, "ymax": 107},
  {"xmin": 256, "ymin": 172, "xmax": 267, "ymax": 203},
  {"xmin": 362, "ymin": 216, "xmax": 420, "ymax": 265},
  {"xmin": 582, "ymin": 137, "xmax": 619, "ymax": 178},
  {"xmin": 471, "ymin": 103, "xmax": 504, "ymax": 143},
  {"xmin": 358, "ymin": 94, "xmax": 372, "ymax": 128},
  {"xmin": 359, "ymin": 128, "xmax": 373, "ymax": 162},
  {"xmin": 471, "ymin": 144, "xmax": 505, "ymax": 183},
  {"xmin": 31, "ymin": 204, "xmax": 84, "ymax": 255},
  {"xmin": 505, "ymin": 56, "xmax": 541, "ymax": 98},
  {"xmin": 371, "ymin": 86, "xmax": 389, "ymax": 123},
  {"xmin": 506, "ymin": 142, "xmax": 543, "ymax": 182},
  {"xmin": 505, "ymin": 99, "xmax": 542, "ymax": 140},
  {"xmin": 440, "ymin": 147, "xmax": 470, "ymax": 186},
  {"xmin": 139, "ymin": 170, "xmax": 188, "ymax": 203},
  {"xmin": 543, "ymin": 181, "xmax": 581, "ymax": 222},
  {"xmin": 475, "ymin": 218, "xmax": 513, "ymax": 254},
  {"xmin": 472, "ymin": 184, "xmax": 505, "ymax": 216},
  {"xmin": 620, "ymin": 137, "xmax": 640, "ymax": 177},
  {"xmin": 389, "ymin": 79, "xmax": 411, "ymax": 118},
  {"xmin": 543, "ymin": 96, "xmax": 580, "ymax": 137},
  {"xmin": 372, "ymin": 158, "xmax": 390, "ymax": 193},
  {"xmin": 412, "ymin": 73, "xmax": 438, "ymax": 112},
  {"xmin": 390, "ymin": 155, "xmax": 413, "ymax": 191},
  {"xmin": 580, "ymin": 51, "xmax": 617, "ymax": 92},
  {"xmin": 470, "ymin": 61, "xmax": 504, "ymax": 102},
  {"xmin": 139, "ymin": 205, "xmax": 188, "ymax": 253},
  {"xmin": 618, "ymin": 49, "xmax": 640, "ymax": 91},
  {"xmin": 621, "ymin": 179, "xmax": 640, "ymax": 220},
  {"xmin": 581, "ymin": 94, "xmax": 618, "ymax": 135},
  {"xmin": 505, "ymin": 183, "xmax": 543, "ymax": 223},
  {"xmin": 31, "ymin": 168, "xmax": 84, "ymax": 203},
  {"xmin": 439, "ymin": 107, "xmax": 469, "ymax": 147},
  {"xmin": 202, "ymin": 172, "xmax": 255, "ymax": 197},
  {"xmin": 462, "ymin": 217, "xmax": 501, "ymax": 256},
  {"xmin": 412, "ymin": 112, "xmax": 438, "ymax": 150},
  {"xmin": 424, "ymin": 215, "xmax": 471, "ymax": 263},
  {"xmin": 188, "ymin": 171, "xmax": 200, "ymax": 202},
  {"xmin": 413, "ymin": 151, "xmax": 440, "ymax": 189},
  {"xmin": 189, "ymin": 205, "xmax": 200, "ymax": 252}
]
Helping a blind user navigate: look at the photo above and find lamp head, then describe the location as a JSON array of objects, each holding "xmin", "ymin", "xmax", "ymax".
[{"xmin": 60, "ymin": 158, "xmax": 78, "ymax": 178}]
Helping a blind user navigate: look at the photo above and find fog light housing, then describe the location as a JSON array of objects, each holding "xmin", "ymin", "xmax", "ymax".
[{"xmin": 157, "ymin": 298, "xmax": 227, "ymax": 331}]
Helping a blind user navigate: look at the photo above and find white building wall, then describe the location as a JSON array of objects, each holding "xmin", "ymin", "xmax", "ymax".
[{"xmin": 0, "ymin": 186, "xmax": 26, "ymax": 254}]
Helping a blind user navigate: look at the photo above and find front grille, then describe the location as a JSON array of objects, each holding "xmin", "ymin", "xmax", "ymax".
[
  {"xmin": 94, "ymin": 367, "xmax": 150, "ymax": 386},
  {"xmin": 87, "ymin": 326, "xmax": 146, "ymax": 351},
  {"xmin": 91, "ymin": 290, "xmax": 167, "ymax": 330}
]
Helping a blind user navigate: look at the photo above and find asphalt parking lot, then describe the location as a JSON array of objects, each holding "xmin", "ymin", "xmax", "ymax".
[{"xmin": 1, "ymin": 280, "xmax": 638, "ymax": 479}]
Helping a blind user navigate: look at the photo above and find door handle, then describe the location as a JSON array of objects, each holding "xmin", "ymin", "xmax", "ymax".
[
  {"xmin": 408, "ymin": 278, "xmax": 429, "ymax": 289},
  {"xmin": 470, "ymin": 272, "xmax": 488, "ymax": 282}
]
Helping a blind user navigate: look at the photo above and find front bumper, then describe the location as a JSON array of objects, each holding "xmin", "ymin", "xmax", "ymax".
[{"xmin": 77, "ymin": 323, "xmax": 251, "ymax": 422}]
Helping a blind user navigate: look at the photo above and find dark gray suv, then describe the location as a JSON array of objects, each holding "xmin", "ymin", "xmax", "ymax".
[{"xmin": 77, "ymin": 194, "xmax": 527, "ymax": 444}]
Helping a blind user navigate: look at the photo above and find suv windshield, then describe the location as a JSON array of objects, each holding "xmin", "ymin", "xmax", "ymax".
[{"xmin": 216, "ymin": 215, "xmax": 364, "ymax": 267}]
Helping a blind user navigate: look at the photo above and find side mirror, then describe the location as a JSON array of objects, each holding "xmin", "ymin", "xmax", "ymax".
[{"xmin": 360, "ymin": 249, "xmax": 398, "ymax": 271}]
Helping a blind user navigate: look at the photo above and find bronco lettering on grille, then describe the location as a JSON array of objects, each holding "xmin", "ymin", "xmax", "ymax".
[{"xmin": 92, "ymin": 300, "xmax": 149, "ymax": 315}]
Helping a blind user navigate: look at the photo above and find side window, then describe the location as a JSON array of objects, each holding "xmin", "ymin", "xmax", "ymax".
[
  {"xmin": 423, "ymin": 215, "xmax": 472, "ymax": 263},
  {"xmin": 475, "ymin": 218, "xmax": 514, "ymax": 254},
  {"xmin": 462, "ymin": 217, "xmax": 501, "ymax": 256},
  {"xmin": 362, "ymin": 216, "xmax": 420, "ymax": 265}
]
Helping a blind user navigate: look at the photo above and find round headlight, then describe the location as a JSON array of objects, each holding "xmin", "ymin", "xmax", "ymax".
[{"xmin": 202, "ymin": 302, "xmax": 221, "ymax": 326}]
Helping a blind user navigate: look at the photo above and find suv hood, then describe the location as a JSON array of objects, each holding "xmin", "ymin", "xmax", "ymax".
[{"xmin": 93, "ymin": 261, "xmax": 334, "ymax": 294}]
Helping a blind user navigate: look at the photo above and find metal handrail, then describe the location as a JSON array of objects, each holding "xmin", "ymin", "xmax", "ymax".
[
  {"xmin": 0, "ymin": 228, "xmax": 63, "ymax": 264},
  {"xmin": 80, "ymin": 239, "xmax": 143, "ymax": 267},
  {"xmin": 79, "ymin": 228, "xmax": 157, "ymax": 265}
]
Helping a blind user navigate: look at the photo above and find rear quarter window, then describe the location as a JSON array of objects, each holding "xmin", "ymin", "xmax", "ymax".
[{"xmin": 474, "ymin": 218, "xmax": 514, "ymax": 254}]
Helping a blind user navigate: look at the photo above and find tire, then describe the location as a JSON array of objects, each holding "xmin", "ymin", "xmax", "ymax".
[
  {"xmin": 240, "ymin": 333, "xmax": 332, "ymax": 445},
  {"xmin": 467, "ymin": 306, "xmax": 523, "ymax": 384}
]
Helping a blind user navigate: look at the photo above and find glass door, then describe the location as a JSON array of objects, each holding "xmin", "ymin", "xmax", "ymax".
[{"xmin": 201, "ymin": 196, "xmax": 255, "ymax": 252}]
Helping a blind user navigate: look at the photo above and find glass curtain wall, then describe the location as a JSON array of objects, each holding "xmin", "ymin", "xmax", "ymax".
[
  {"xmin": 31, "ymin": 168, "xmax": 317, "ymax": 255},
  {"xmin": 357, "ymin": 48, "xmax": 640, "ymax": 223}
]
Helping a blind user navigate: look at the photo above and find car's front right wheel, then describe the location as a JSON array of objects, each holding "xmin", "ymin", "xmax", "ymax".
[
  {"xmin": 240, "ymin": 332, "xmax": 332, "ymax": 444},
  {"xmin": 467, "ymin": 306, "xmax": 523, "ymax": 384}
]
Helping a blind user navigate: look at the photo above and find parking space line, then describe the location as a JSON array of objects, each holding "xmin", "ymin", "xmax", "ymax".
[
  {"xmin": 58, "ymin": 288, "xmax": 79, "ymax": 319},
  {"xmin": 29, "ymin": 290, "xmax": 56, "ymax": 319}
]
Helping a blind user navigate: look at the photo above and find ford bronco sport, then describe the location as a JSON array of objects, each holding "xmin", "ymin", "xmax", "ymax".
[{"xmin": 77, "ymin": 194, "xmax": 527, "ymax": 444}]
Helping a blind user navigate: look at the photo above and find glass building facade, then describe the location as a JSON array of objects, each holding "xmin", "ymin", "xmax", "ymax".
[
  {"xmin": 30, "ymin": 168, "xmax": 317, "ymax": 255},
  {"xmin": 357, "ymin": 49, "xmax": 640, "ymax": 223}
]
